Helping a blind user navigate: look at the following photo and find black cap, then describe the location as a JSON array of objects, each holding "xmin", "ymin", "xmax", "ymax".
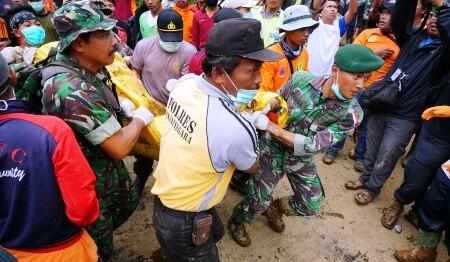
[
  {"xmin": 157, "ymin": 9, "xmax": 183, "ymax": 42},
  {"xmin": 214, "ymin": 8, "xmax": 241, "ymax": 23},
  {"xmin": 206, "ymin": 18, "xmax": 282, "ymax": 62},
  {"xmin": 378, "ymin": 0, "xmax": 396, "ymax": 13}
]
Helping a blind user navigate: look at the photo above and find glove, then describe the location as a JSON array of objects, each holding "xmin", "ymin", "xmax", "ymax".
[
  {"xmin": 118, "ymin": 96, "xmax": 136, "ymax": 117},
  {"xmin": 422, "ymin": 106, "xmax": 450, "ymax": 120},
  {"xmin": 241, "ymin": 110, "xmax": 269, "ymax": 130},
  {"xmin": 132, "ymin": 107, "xmax": 154, "ymax": 125},
  {"xmin": 252, "ymin": 111, "xmax": 269, "ymax": 130}
]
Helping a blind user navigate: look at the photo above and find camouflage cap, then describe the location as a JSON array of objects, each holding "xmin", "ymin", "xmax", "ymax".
[{"xmin": 53, "ymin": 0, "xmax": 116, "ymax": 52}]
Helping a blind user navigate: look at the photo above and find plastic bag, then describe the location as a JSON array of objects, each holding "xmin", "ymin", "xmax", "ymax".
[{"xmin": 238, "ymin": 91, "xmax": 288, "ymax": 128}]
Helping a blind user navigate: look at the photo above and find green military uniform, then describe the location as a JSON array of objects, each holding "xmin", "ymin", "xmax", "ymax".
[
  {"xmin": 230, "ymin": 45, "xmax": 384, "ymax": 242},
  {"xmin": 41, "ymin": 1, "xmax": 140, "ymax": 260},
  {"xmin": 231, "ymin": 71, "xmax": 364, "ymax": 224}
]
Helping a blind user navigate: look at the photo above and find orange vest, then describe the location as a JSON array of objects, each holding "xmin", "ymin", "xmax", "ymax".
[{"xmin": 259, "ymin": 43, "xmax": 309, "ymax": 92}]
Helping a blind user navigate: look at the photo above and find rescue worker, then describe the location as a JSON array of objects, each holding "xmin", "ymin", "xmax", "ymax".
[
  {"xmin": 259, "ymin": 5, "xmax": 318, "ymax": 92},
  {"xmin": 41, "ymin": 1, "xmax": 155, "ymax": 260},
  {"xmin": 151, "ymin": 18, "xmax": 282, "ymax": 261},
  {"xmin": 0, "ymin": 54, "xmax": 99, "ymax": 261},
  {"xmin": 229, "ymin": 44, "xmax": 384, "ymax": 247}
]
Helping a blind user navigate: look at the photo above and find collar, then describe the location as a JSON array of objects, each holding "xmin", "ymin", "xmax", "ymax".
[
  {"xmin": 196, "ymin": 74, "xmax": 230, "ymax": 101},
  {"xmin": 0, "ymin": 99, "xmax": 40, "ymax": 115},
  {"xmin": 261, "ymin": 6, "xmax": 281, "ymax": 17}
]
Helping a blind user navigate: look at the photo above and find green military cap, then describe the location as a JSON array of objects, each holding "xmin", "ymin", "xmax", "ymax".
[
  {"xmin": 334, "ymin": 44, "xmax": 384, "ymax": 73},
  {"xmin": 53, "ymin": 0, "xmax": 116, "ymax": 52}
]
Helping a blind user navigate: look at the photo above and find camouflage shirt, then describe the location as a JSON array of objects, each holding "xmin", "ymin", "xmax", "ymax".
[
  {"xmin": 42, "ymin": 52, "xmax": 125, "ymax": 196},
  {"xmin": 277, "ymin": 71, "xmax": 363, "ymax": 158}
]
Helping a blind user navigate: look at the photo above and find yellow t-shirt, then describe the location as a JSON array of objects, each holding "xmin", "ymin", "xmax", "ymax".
[{"xmin": 151, "ymin": 75, "xmax": 258, "ymax": 211}]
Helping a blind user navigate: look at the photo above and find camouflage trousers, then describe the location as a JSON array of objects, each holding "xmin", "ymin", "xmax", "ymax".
[
  {"xmin": 231, "ymin": 134, "xmax": 324, "ymax": 224},
  {"xmin": 87, "ymin": 162, "xmax": 140, "ymax": 262}
]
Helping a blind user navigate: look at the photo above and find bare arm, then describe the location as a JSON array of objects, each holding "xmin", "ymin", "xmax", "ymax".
[
  {"xmin": 344, "ymin": 0, "xmax": 359, "ymax": 25},
  {"xmin": 99, "ymin": 118, "xmax": 145, "ymax": 159},
  {"xmin": 266, "ymin": 121, "xmax": 295, "ymax": 149},
  {"xmin": 312, "ymin": 0, "xmax": 322, "ymax": 12}
]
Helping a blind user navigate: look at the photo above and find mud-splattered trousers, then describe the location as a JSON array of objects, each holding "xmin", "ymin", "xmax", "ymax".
[
  {"xmin": 231, "ymin": 72, "xmax": 363, "ymax": 224},
  {"xmin": 359, "ymin": 113, "xmax": 417, "ymax": 196}
]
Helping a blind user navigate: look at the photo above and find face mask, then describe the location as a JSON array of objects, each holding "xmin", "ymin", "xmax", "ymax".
[
  {"xmin": 29, "ymin": 1, "xmax": 44, "ymax": 12},
  {"xmin": 21, "ymin": 26, "xmax": 46, "ymax": 47},
  {"xmin": 222, "ymin": 71, "xmax": 258, "ymax": 107},
  {"xmin": 243, "ymin": 12, "xmax": 253, "ymax": 18},
  {"xmin": 159, "ymin": 40, "xmax": 181, "ymax": 53},
  {"xmin": 331, "ymin": 71, "xmax": 347, "ymax": 101}
]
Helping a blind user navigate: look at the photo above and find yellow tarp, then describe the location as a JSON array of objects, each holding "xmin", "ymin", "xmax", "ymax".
[{"xmin": 238, "ymin": 91, "xmax": 288, "ymax": 128}]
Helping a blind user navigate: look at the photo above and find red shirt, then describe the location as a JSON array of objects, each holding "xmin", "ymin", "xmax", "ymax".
[
  {"xmin": 188, "ymin": 49, "xmax": 206, "ymax": 75},
  {"xmin": 191, "ymin": 9, "xmax": 218, "ymax": 50}
]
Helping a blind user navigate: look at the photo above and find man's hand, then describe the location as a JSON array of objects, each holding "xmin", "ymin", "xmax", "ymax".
[
  {"xmin": 132, "ymin": 107, "xmax": 154, "ymax": 125},
  {"xmin": 442, "ymin": 162, "xmax": 450, "ymax": 173},
  {"xmin": 422, "ymin": 106, "xmax": 450, "ymax": 120},
  {"xmin": 374, "ymin": 47, "xmax": 395, "ymax": 59},
  {"xmin": 241, "ymin": 110, "xmax": 269, "ymax": 130}
]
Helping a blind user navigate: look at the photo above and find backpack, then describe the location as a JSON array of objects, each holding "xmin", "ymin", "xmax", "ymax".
[{"xmin": 15, "ymin": 47, "xmax": 80, "ymax": 112}]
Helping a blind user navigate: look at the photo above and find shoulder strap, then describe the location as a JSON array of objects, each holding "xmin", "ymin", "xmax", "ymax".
[{"xmin": 40, "ymin": 62, "xmax": 81, "ymax": 85}]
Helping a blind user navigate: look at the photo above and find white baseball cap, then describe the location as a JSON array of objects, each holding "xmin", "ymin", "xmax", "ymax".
[
  {"xmin": 279, "ymin": 5, "xmax": 319, "ymax": 32},
  {"xmin": 221, "ymin": 0, "xmax": 258, "ymax": 8}
]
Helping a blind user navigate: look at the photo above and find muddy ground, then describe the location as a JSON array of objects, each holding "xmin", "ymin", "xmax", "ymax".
[{"xmin": 113, "ymin": 141, "xmax": 448, "ymax": 262}]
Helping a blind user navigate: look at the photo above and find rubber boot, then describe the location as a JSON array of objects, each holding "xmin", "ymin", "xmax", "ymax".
[{"xmin": 394, "ymin": 230, "xmax": 441, "ymax": 262}]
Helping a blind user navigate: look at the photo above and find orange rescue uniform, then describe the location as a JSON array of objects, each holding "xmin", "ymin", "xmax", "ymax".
[
  {"xmin": 353, "ymin": 28, "xmax": 400, "ymax": 87},
  {"xmin": 259, "ymin": 42, "xmax": 309, "ymax": 92},
  {"xmin": 173, "ymin": 5, "xmax": 195, "ymax": 43}
]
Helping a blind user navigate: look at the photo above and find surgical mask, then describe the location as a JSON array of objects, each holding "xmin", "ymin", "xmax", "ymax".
[
  {"xmin": 331, "ymin": 72, "xmax": 347, "ymax": 101},
  {"xmin": 243, "ymin": 12, "xmax": 253, "ymax": 18},
  {"xmin": 222, "ymin": 71, "xmax": 258, "ymax": 107},
  {"xmin": 159, "ymin": 40, "xmax": 181, "ymax": 53},
  {"xmin": 21, "ymin": 26, "xmax": 46, "ymax": 47},
  {"xmin": 29, "ymin": 1, "xmax": 44, "ymax": 12}
]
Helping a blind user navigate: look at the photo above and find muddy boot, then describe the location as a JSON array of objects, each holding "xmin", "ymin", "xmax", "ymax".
[
  {"xmin": 228, "ymin": 219, "xmax": 251, "ymax": 247},
  {"xmin": 354, "ymin": 159, "xmax": 364, "ymax": 172},
  {"xmin": 381, "ymin": 200, "xmax": 404, "ymax": 229},
  {"xmin": 322, "ymin": 151, "xmax": 337, "ymax": 165},
  {"xmin": 262, "ymin": 200, "xmax": 285, "ymax": 233},
  {"xmin": 394, "ymin": 230, "xmax": 441, "ymax": 262}
]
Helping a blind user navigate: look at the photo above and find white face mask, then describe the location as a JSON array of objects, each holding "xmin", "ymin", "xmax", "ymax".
[{"xmin": 159, "ymin": 40, "xmax": 181, "ymax": 53}]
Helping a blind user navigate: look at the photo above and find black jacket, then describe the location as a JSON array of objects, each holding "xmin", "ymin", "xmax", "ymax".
[{"xmin": 388, "ymin": 0, "xmax": 450, "ymax": 122}]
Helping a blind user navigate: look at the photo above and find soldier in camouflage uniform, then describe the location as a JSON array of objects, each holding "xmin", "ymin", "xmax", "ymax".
[
  {"xmin": 41, "ymin": 1, "xmax": 155, "ymax": 260},
  {"xmin": 229, "ymin": 44, "xmax": 384, "ymax": 247}
]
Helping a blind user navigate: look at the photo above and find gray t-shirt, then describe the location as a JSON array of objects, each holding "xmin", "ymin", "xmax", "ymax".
[{"xmin": 131, "ymin": 36, "xmax": 196, "ymax": 104}]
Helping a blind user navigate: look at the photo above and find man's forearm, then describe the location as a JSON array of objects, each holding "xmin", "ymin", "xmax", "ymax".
[
  {"xmin": 100, "ymin": 119, "xmax": 145, "ymax": 159},
  {"xmin": 266, "ymin": 121, "xmax": 295, "ymax": 149}
]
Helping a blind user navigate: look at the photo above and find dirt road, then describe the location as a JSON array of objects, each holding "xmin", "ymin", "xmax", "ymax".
[{"xmin": 113, "ymin": 142, "xmax": 448, "ymax": 261}]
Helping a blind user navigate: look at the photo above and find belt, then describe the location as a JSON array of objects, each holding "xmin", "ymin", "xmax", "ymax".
[{"xmin": 154, "ymin": 196, "xmax": 213, "ymax": 220}]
